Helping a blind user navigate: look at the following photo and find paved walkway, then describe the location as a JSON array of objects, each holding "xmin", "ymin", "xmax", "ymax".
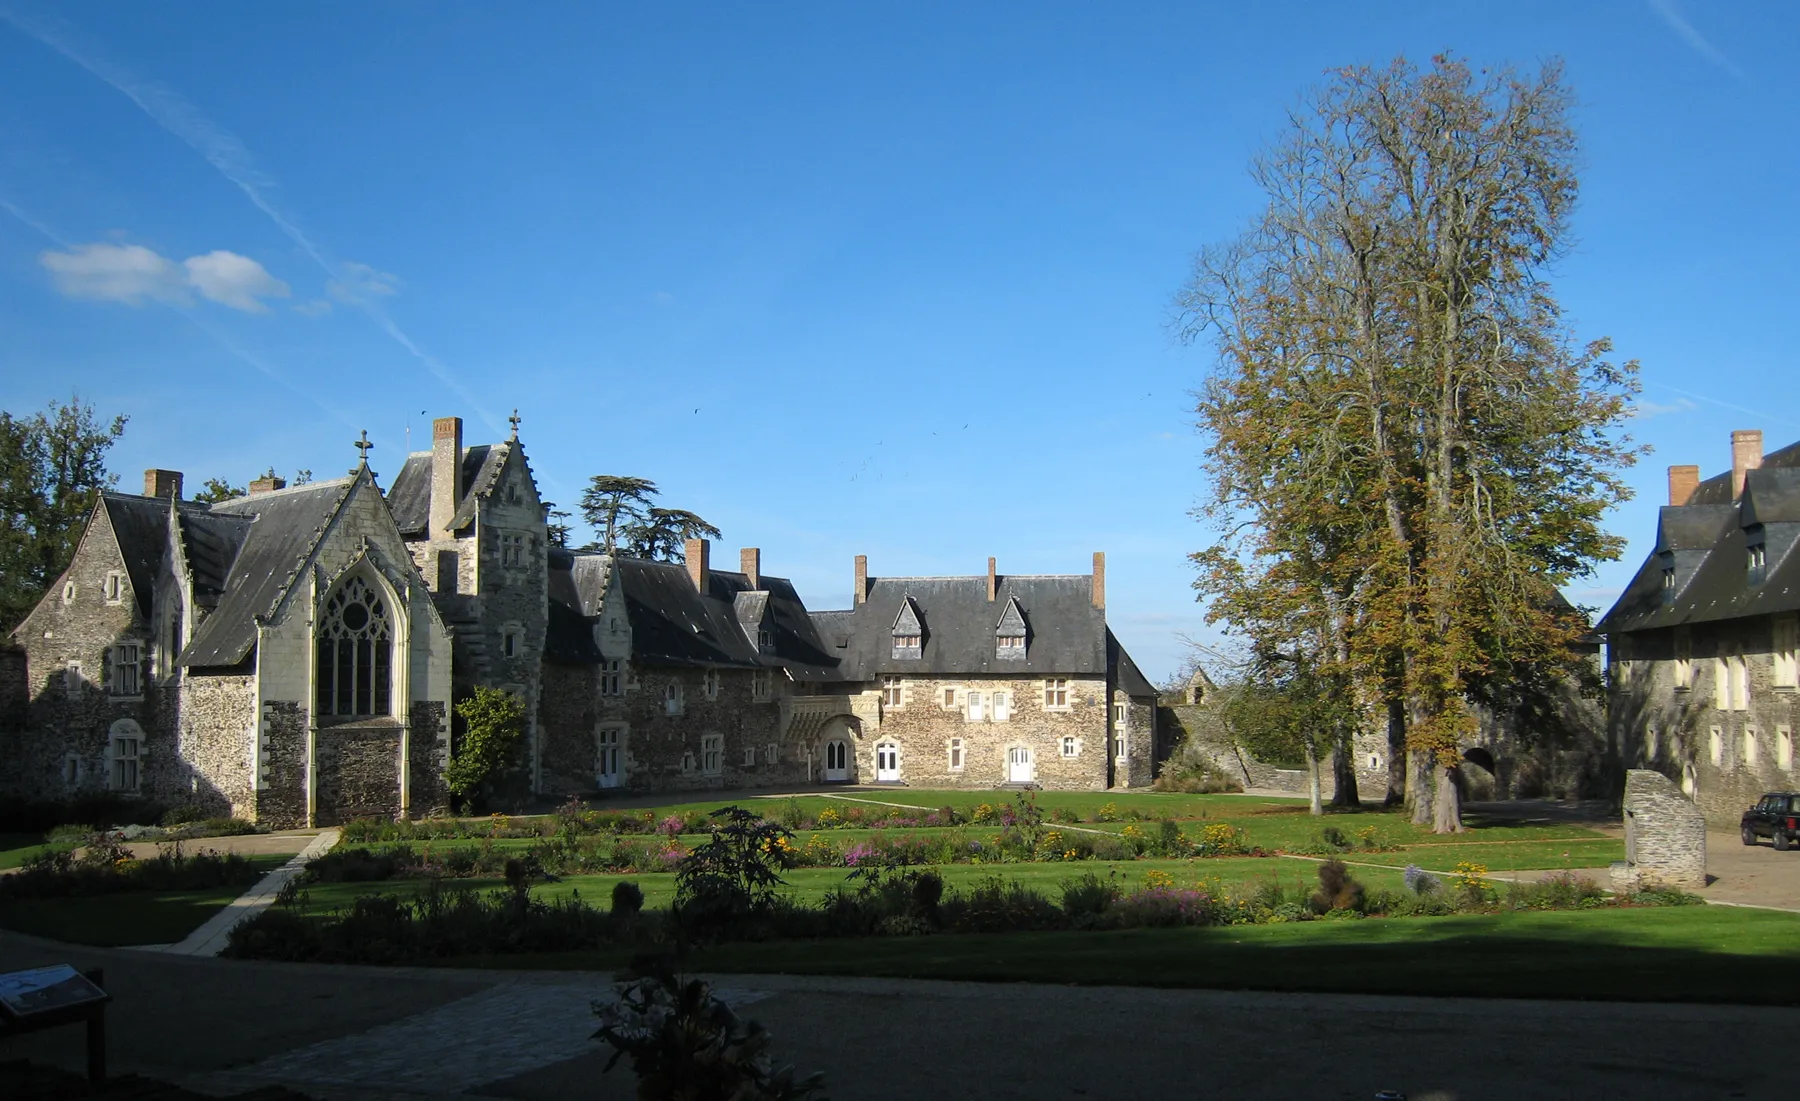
[
  {"xmin": 134, "ymin": 829, "xmax": 340, "ymax": 956},
  {"xmin": 0, "ymin": 927, "xmax": 1791, "ymax": 1100}
]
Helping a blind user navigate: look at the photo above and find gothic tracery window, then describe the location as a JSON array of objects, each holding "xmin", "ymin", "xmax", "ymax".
[{"xmin": 316, "ymin": 575, "xmax": 393, "ymax": 717}]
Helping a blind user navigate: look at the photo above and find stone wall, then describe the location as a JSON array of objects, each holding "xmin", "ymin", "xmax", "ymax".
[
  {"xmin": 408, "ymin": 699, "xmax": 450, "ymax": 816},
  {"xmin": 1612, "ymin": 615, "xmax": 1800, "ymax": 828},
  {"xmin": 314, "ymin": 719, "xmax": 403, "ymax": 825},
  {"xmin": 872, "ymin": 674, "xmax": 1109, "ymax": 790},
  {"xmin": 175, "ymin": 673, "xmax": 256, "ymax": 818},
  {"xmin": 1616, "ymin": 767, "xmax": 1707, "ymax": 891},
  {"xmin": 259, "ymin": 699, "xmax": 308, "ymax": 828},
  {"xmin": 1115, "ymin": 692, "xmax": 1155, "ymax": 788}
]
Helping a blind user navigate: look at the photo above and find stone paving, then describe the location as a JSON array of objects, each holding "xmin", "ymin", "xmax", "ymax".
[{"xmin": 135, "ymin": 829, "xmax": 340, "ymax": 956}]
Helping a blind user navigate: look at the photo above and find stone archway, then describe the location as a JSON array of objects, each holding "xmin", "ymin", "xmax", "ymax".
[{"xmin": 816, "ymin": 715, "xmax": 862, "ymax": 783}]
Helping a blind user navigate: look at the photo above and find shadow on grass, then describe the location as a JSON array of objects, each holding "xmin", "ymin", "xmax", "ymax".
[{"xmin": 434, "ymin": 907, "xmax": 1800, "ymax": 1006}]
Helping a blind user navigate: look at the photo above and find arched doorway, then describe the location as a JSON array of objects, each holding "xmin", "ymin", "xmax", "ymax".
[
  {"xmin": 823, "ymin": 739, "xmax": 850, "ymax": 781},
  {"xmin": 817, "ymin": 715, "xmax": 861, "ymax": 782}
]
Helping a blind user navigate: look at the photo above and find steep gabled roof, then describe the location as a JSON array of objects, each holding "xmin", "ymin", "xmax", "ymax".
[
  {"xmin": 181, "ymin": 475, "xmax": 361, "ymax": 667},
  {"xmin": 99, "ymin": 494, "xmax": 179, "ymax": 618},
  {"xmin": 544, "ymin": 550, "xmax": 840, "ymax": 678},
  {"xmin": 995, "ymin": 596, "xmax": 1027, "ymax": 638},
  {"xmin": 1108, "ymin": 628, "xmax": 1156, "ymax": 697},
  {"xmin": 892, "ymin": 597, "xmax": 923, "ymax": 636},
  {"xmin": 1741, "ymin": 468, "xmax": 1800, "ymax": 527},
  {"xmin": 174, "ymin": 509, "xmax": 254, "ymax": 612},
  {"xmin": 387, "ymin": 442, "xmax": 517, "ymax": 536}
]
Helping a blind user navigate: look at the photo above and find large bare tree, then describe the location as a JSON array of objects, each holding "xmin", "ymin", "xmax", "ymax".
[{"xmin": 1180, "ymin": 55, "xmax": 1640, "ymax": 832}]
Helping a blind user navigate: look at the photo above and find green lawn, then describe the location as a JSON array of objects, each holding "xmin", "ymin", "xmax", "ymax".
[
  {"xmin": 448, "ymin": 906, "xmax": 1800, "ymax": 1005},
  {"xmin": 0, "ymin": 834, "xmax": 65, "ymax": 870},
  {"xmin": 0, "ymin": 853, "xmax": 292, "ymax": 946}
]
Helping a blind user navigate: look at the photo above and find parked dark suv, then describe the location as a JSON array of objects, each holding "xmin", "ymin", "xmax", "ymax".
[{"xmin": 1741, "ymin": 792, "xmax": 1800, "ymax": 850}]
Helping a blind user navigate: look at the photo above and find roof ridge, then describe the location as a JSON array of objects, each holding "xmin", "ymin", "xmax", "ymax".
[{"xmin": 209, "ymin": 475, "xmax": 355, "ymax": 509}]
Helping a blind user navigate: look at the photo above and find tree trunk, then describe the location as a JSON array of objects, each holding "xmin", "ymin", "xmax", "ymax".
[
  {"xmin": 1305, "ymin": 740, "xmax": 1323, "ymax": 816},
  {"xmin": 1433, "ymin": 763, "xmax": 1464, "ymax": 834},
  {"xmin": 1385, "ymin": 695, "xmax": 1407, "ymax": 805},
  {"xmin": 1409, "ymin": 749, "xmax": 1435, "ymax": 826},
  {"xmin": 1331, "ymin": 736, "xmax": 1362, "ymax": 807}
]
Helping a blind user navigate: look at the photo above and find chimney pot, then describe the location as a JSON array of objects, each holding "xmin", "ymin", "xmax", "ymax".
[
  {"xmin": 1667, "ymin": 465, "xmax": 1700, "ymax": 507},
  {"xmin": 686, "ymin": 538, "xmax": 710, "ymax": 592},
  {"xmin": 986, "ymin": 557, "xmax": 997, "ymax": 602},
  {"xmin": 248, "ymin": 473, "xmax": 286, "ymax": 495},
  {"xmin": 1091, "ymin": 551, "xmax": 1106, "ymax": 610},
  {"xmin": 1732, "ymin": 429, "xmax": 1764, "ymax": 501},
  {"xmin": 143, "ymin": 469, "xmax": 183, "ymax": 500},
  {"xmin": 431, "ymin": 416, "xmax": 464, "ymax": 537},
  {"xmin": 854, "ymin": 555, "xmax": 868, "ymax": 607},
  {"xmin": 741, "ymin": 547, "xmax": 761, "ymax": 589}
]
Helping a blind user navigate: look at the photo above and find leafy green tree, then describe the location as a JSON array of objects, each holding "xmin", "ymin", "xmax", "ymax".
[
  {"xmin": 578, "ymin": 475, "xmax": 720, "ymax": 562},
  {"xmin": 193, "ymin": 478, "xmax": 245, "ymax": 504},
  {"xmin": 447, "ymin": 686, "xmax": 527, "ymax": 807},
  {"xmin": 674, "ymin": 806, "xmax": 794, "ymax": 940},
  {"xmin": 0, "ymin": 396, "xmax": 127, "ymax": 631},
  {"xmin": 1179, "ymin": 55, "xmax": 1639, "ymax": 832}
]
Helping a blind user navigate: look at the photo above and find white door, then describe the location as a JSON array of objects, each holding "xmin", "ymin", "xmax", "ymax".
[
  {"xmin": 596, "ymin": 727, "xmax": 622, "ymax": 788},
  {"xmin": 1007, "ymin": 746, "xmax": 1034, "ymax": 783},
  {"xmin": 823, "ymin": 739, "xmax": 849, "ymax": 782},
  {"xmin": 967, "ymin": 691, "xmax": 987, "ymax": 722},
  {"xmin": 875, "ymin": 743, "xmax": 899, "ymax": 782}
]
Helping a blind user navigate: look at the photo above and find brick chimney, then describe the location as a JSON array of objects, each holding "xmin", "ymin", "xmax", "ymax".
[
  {"xmin": 248, "ymin": 472, "xmax": 286, "ymax": 495},
  {"xmin": 143, "ymin": 469, "xmax": 183, "ymax": 500},
  {"xmin": 1091, "ymin": 551, "xmax": 1106, "ymax": 610},
  {"xmin": 686, "ymin": 538, "xmax": 710, "ymax": 592},
  {"xmin": 741, "ymin": 547, "xmax": 761, "ymax": 589},
  {"xmin": 1667, "ymin": 465, "xmax": 1700, "ymax": 507},
  {"xmin": 986, "ymin": 557, "xmax": 997, "ymax": 602},
  {"xmin": 431, "ymin": 416, "xmax": 463, "ymax": 537},
  {"xmin": 854, "ymin": 555, "xmax": 868, "ymax": 606},
  {"xmin": 1732, "ymin": 429, "xmax": 1764, "ymax": 502}
]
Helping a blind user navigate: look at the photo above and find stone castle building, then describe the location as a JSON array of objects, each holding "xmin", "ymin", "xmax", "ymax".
[
  {"xmin": 1601, "ymin": 428, "xmax": 1800, "ymax": 827},
  {"xmin": 1, "ymin": 416, "xmax": 1159, "ymax": 823}
]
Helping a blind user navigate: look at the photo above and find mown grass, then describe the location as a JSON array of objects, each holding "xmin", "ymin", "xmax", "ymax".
[
  {"xmin": 0, "ymin": 853, "xmax": 292, "ymax": 946},
  {"xmin": 440, "ymin": 906, "xmax": 1800, "ymax": 1005},
  {"xmin": 0, "ymin": 834, "xmax": 69, "ymax": 871}
]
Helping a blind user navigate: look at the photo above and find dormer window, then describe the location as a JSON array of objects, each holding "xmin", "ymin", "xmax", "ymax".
[
  {"xmin": 1661, "ymin": 566, "xmax": 1676, "ymax": 599},
  {"xmin": 1749, "ymin": 542, "xmax": 1768, "ymax": 582},
  {"xmin": 757, "ymin": 628, "xmax": 774, "ymax": 654},
  {"xmin": 995, "ymin": 596, "xmax": 1027, "ymax": 659},
  {"xmin": 892, "ymin": 597, "xmax": 924, "ymax": 660}
]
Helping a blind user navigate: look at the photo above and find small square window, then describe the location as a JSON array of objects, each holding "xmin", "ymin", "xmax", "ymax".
[
  {"xmin": 752, "ymin": 669, "xmax": 773, "ymax": 700},
  {"xmin": 997, "ymin": 635, "xmax": 1025, "ymax": 658},
  {"xmin": 600, "ymin": 659, "xmax": 624, "ymax": 697},
  {"xmin": 665, "ymin": 683, "xmax": 684, "ymax": 716},
  {"xmin": 110, "ymin": 645, "xmax": 141, "ymax": 697},
  {"xmin": 104, "ymin": 572, "xmax": 126, "ymax": 604},
  {"xmin": 681, "ymin": 751, "xmax": 697, "ymax": 775},
  {"xmin": 948, "ymin": 738, "xmax": 965, "ymax": 771},
  {"xmin": 502, "ymin": 630, "xmax": 520, "ymax": 658},
  {"xmin": 943, "ymin": 687, "xmax": 957, "ymax": 708},
  {"xmin": 702, "ymin": 734, "xmax": 723, "ymax": 775},
  {"xmin": 703, "ymin": 670, "xmax": 721, "ymax": 699},
  {"xmin": 881, "ymin": 676, "xmax": 903, "ymax": 708},
  {"xmin": 757, "ymin": 628, "xmax": 774, "ymax": 654},
  {"xmin": 743, "ymin": 745, "xmax": 758, "ymax": 767},
  {"xmin": 764, "ymin": 742, "xmax": 779, "ymax": 764},
  {"xmin": 1044, "ymin": 678, "xmax": 1068, "ymax": 708},
  {"xmin": 892, "ymin": 633, "xmax": 922, "ymax": 659},
  {"xmin": 1060, "ymin": 735, "xmax": 1078, "ymax": 758}
]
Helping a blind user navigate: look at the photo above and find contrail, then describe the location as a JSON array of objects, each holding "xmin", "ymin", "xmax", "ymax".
[
  {"xmin": 0, "ymin": 2, "xmax": 503, "ymax": 433},
  {"xmin": 0, "ymin": 192, "xmax": 364, "ymax": 432},
  {"xmin": 1647, "ymin": 0, "xmax": 1747, "ymax": 80}
]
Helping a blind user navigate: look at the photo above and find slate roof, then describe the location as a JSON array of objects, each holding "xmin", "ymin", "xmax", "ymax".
[
  {"xmin": 181, "ymin": 476, "xmax": 359, "ymax": 668},
  {"xmin": 174, "ymin": 510, "xmax": 254, "ymax": 612},
  {"xmin": 98, "ymin": 494, "xmax": 179, "ymax": 619},
  {"xmin": 1601, "ymin": 451, "xmax": 1800, "ymax": 634},
  {"xmin": 543, "ymin": 550, "xmax": 840, "ymax": 678},
  {"xmin": 387, "ymin": 443, "xmax": 513, "ymax": 536},
  {"xmin": 814, "ymin": 574, "xmax": 1152, "ymax": 695}
]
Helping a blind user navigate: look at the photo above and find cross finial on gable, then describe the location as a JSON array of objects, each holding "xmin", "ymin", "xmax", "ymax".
[
  {"xmin": 354, "ymin": 429, "xmax": 374, "ymax": 464},
  {"xmin": 508, "ymin": 409, "xmax": 522, "ymax": 439}
]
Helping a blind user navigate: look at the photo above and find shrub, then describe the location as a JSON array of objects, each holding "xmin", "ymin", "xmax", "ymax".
[
  {"xmin": 674, "ymin": 807, "xmax": 794, "ymax": 940},
  {"xmin": 1309, "ymin": 859, "xmax": 1365, "ymax": 914},
  {"xmin": 940, "ymin": 875, "xmax": 1063, "ymax": 933},
  {"xmin": 1192, "ymin": 822, "xmax": 1247, "ymax": 857},
  {"xmin": 1402, "ymin": 864, "xmax": 1442, "ymax": 895},
  {"xmin": 593, "ymin": 961, "xmax": 828, "ymax": 1101},
  {"xmin": 1059, "ymin": 872, "xmax": 1120, "ymax": 925},
  {"xmin": 160, "ymin": 803, "xmax": 206, "ymax": 827},
  {"xmin": 1113, "ymin": 886, "xmax": 1216, "ymax": 927},
  {"xmin": 1506, "ymin": 871, "xmax": 1606, "ymax": 911},
  {"xmin": 0, "ymin": 842, "xmax": 264, "ymax": 899}
]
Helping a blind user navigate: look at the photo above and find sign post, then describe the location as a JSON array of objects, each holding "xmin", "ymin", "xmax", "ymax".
[{"xmin": 0, "ymin": 964, "xmax": 112, "ymax": 1081}]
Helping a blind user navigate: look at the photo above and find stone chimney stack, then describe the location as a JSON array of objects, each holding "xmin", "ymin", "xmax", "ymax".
[
  {"xmin": 1091, "ymin": 551, "xmax": 1106, "ymax": 610},
  {"xmin": 143, "ymin": 469, "xmax": 183, "ymax": 500},
  {"xmin": 431, "ymin": 417, "xmax": 463, "ymax": 537},
  {"xmin": 248, "ymin": 472, "xmax": 286, "ymax": 495},
  {"xmin": 741, "ymin": 547, "xmax": 761, "ymax": 589},
  {"xmin": 987, "ymin": 557, "xmax": 998, "ymax": 602},
  {"xmin": 1732, "ymin": 429, "xmax": 1764, "ymax": 502},
  {"xmin": 686, "ymin": 538, "xmax": 710, "ymax": 592},
  {"xmin": 1667, "ymin": 465, "xmax": 1700, "ymax": 507},
  {"xmin": 854, "ymin": 555, "xmax": 868, "ymax": 606}
]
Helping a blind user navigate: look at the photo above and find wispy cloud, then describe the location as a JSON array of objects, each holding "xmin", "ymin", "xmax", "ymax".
[
  {"xmin": 327, "ymin": 261, "xmax": 400, "ymax": 304},
  {"xmin": 1629, "ymin": 396, "xmax": 1697, "ymax": 420},
  {"xmin": 1648, "ymin": 0, "xmax": 1746, "ymax": 79},
  {"xmin": 40, "ymin": 241, "xmax": 290, "ymax": 312},
  {"xmin": 2, "ymin": 196, "xmax": 358, "ymax": 428},
  {"xmin": 1645, "ymin": 380, "xmax": 1800, "ymax": 430},
  {"xmin": 0, "ymin": 3, "xmax": 501, "ymax": 430}
]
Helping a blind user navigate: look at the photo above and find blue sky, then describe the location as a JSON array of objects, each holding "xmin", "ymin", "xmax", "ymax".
[{"xmin": 1, "ymin": 2, "xmax": 1794, "ymax": 682}]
